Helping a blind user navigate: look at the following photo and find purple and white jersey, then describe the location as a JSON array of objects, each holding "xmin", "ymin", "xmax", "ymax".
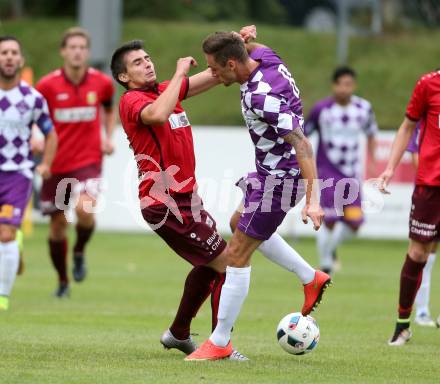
[
  {"xmin": 240, "ymin": 47, "xmax": 304, "ymax": 178},
  {"xmin": 0, "ymin": 81, "xmax": 53, "ymax": 179},
  {"xmin": 305, "ymin": 96, "xmax": 378, "ymax": 178}
]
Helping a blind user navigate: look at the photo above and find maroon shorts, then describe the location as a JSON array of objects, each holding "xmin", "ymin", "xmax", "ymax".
[
  {"xmin": 409, "ymin": 185, "xmax": 440, "ymax": 243},
  {"xmin": 141, "ymin": 193, "xmax": 226, "ymax": 266},
  {"xmin": 40, "ymin": 163, "xmax": 102, "ymax": 215}
]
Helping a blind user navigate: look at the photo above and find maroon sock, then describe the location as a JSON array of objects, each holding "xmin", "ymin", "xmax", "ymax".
[
  {"xmin": 73, "ymin": 224, "xmax": 95, "ymax": 255},
  {"xmin": 398, "ymin": 254, "xmax": 426, "ymax": 319},
  {"xmin": 169, "ymin": 265, "xmax": 217, "ymax": 340},
  {"xmin": 49, "ymin": 238, "xmax": 68, "ymax": 284},
  {"xmin": 211, "ymin": 272, "xmax": 226, "ymax": 331}
]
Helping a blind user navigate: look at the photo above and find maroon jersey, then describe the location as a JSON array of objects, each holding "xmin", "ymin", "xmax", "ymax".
[
  {"xmin": 119, "ymin": 78, "xmax": 196, "ymax": 202},
  {"xmin": 36, "ymin": 68, "xmax": 114, "ymax": 174},
  {"xmin": 406, "ymin": 71, "xmax": 440, "ymax": 186}
]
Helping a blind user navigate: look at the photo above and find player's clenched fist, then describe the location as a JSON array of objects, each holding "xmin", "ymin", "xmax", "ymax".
[
  {"xmin": 239, "ymin": 25, "xmax": 257, "ymax": 42},
  {"xmin": 176, "ymin": 57, "xmax": 198, "ymax": 76}
]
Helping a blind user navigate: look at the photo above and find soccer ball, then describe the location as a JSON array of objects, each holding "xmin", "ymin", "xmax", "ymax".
[{"xmin": 276, "ymin": 312, "xmax": 320, "ymax": 355}]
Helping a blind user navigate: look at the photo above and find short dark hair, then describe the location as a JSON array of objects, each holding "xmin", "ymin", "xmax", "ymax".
[
  {"xmin": 202, "ymin": 32, "xmax": 248, "ymax": 67},
  {"xmin": 61, "ymin": 27, "xmax": 90, "ymax": 48},
  {"xmin": 110, "ymin": 40, "xmax": 144, "ymax": 89},
  {"xmin": 332, "ymin": 66, "xmax": 356, "ymax": 83},
  {"xmin": 0, "ymin": 35, "xmax": 22, "ymax": 53}
]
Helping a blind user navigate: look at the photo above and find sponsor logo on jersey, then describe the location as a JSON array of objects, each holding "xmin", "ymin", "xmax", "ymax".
[
  {"xmin": 15, "ymin": 101, "xmax": 30, "ymax": 115},
  {"xmin": 56, "ymin": 93, "xmax": 69, "ymax": 101},
  {"xmin": 54, "ymin": 107, "xmax": 97, "ymax": 122},
  {"xmin": 168, "ymin": 112, "xmax": 190, "ymax": 130},
  {"xmin": 86, "ymin": 91, "xmax": 97, "ymax": 105}
]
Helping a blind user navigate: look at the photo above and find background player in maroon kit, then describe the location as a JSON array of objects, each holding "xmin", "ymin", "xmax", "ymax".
[
  {"xmin": 378, "ymin": 69, "xmax": 440, "ymax": 345},
  {"xmin": 36, "ymin": 27, "xmax": 116, "ymax": 297},
  {"xmin": 406, "ymin": 123, "xmax": 438, "ymax": 327}
]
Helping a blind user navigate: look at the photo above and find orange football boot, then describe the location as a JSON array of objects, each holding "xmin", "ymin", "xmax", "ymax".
[
  {"xmin": 185, "ymin": 339, "xmax": 233, "ymax": 361},
  {"xmin": 302, "ymin": 270, "xmax": 332, "ymax": 315}
]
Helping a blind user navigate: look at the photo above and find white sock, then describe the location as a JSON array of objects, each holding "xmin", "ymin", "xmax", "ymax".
[
  {"xmin": 415, "ymin": 252, "xmax": 436, "ymax": 316},
  {"xmin": 258, "ymin": 233, "xmax": 315, "ymax": 284},
  {"xmin": 210, "ymin": 266, "xmax": 251, "ymax": 347},
  {"xmin": 0, "ymin": 240, "xmax": 20, "ymax": 297},
  {"xmin": 327, "ymin": 222, "xmax": 355, "ymax": 255},
  {"xmin": 317, "ymin": 224, "xmax": 332, "ymax": 270}
]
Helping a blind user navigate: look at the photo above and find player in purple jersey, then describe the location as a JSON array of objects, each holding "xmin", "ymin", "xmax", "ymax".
[
  {"xmin": 406, "ymin": 122, "xmax": 438, "ymax": 327},
  {"xmin": 305, "ymin": 67, "xmax": 378, "ymax": 275},
  {"xmin": 186, "ymin": 27, "xmax": 331, "ymax": 361},
  {"xmin": 0, "ymin": 36, "xmax": 57, "ymax": 310}
]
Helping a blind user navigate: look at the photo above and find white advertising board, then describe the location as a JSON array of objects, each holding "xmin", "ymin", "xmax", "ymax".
[{"xmin": 68, "ymin": 127, "xmax": 415, "ymax": 239}]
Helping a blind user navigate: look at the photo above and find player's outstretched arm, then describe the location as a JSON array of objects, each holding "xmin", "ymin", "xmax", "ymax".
[
  {"xmin": 187, "ymin": 68, "xmax": 220, "ymax": 99},
  {"xmin": 283, "ymin": 128, "xmax": 324, "ymax": 231},
  {"xmin": 141, "ymin": 57, "xmax": 197, "ymax": 125},
  {"xmin": 378, "ymin": 117, "xmax": 417, "ymax": 193}
]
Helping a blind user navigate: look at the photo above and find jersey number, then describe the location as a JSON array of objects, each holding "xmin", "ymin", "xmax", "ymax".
[{"xmin": 278, "ymin": 64, "xmax": 300, "ymax": 98}]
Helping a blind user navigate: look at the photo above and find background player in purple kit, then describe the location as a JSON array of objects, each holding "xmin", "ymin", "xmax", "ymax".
[
  {"xmin": 186, "ymin": 29, "xmax": 331, "ymax": 360},
  {"xmin": 0, "ymin": 35, "xmax": 57, "ymax": 310},
  {"xmin": 406, "ymin": 123, "xmax": 438, "ymax": 327},
  {"xmin": 305, "ymin": 67, "xmax": 378, "ymax": 275}
]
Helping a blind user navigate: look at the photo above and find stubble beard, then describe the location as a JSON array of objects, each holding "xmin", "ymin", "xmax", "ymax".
[{"xmin": 0, "ymin": 66, "xmax": 19, "ymax": 81}]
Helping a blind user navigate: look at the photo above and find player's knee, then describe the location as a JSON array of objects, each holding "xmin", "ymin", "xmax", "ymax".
[
  {"xmin": 207, "ymin": 250, "xmax": 228, "ymax": 273},
  {"xmin": 226, "ymin": 243, "xmax": 249, "ymax": 267},
  {"xmin": 0, "ymin": 225, "xmax": 16, "ymax": 242},
  {"xmin": 408, "ymin": 244, "xmax": 430, "ymax": 262},
  {"xmin": 50, "ymin": 213, "xmax": 67, "ymax": 240},
  {"xmin": 76, "ymin": 207, "xmax": 93, "ymax": 223},
  {"xmin": 75, "ymin": 201, "xmax": 95, "ymax": 225}
]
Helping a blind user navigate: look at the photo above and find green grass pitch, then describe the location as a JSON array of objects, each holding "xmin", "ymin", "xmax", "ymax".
[{"xmin": 1, "ymin": 225, "xmax": 439, "ymax": 383}]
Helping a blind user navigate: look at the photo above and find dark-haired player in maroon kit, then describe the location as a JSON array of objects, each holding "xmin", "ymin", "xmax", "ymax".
[
  {"xmin": 36, "ymin": 27, "xmax": 116, "ymax": 297},
  {"xmin": 110, "ymin": 39, "xmax": 248, "ymax": 360},
  {"xmin": 379, "ymin": 69, "xmax": 440, "ymax": 345}
]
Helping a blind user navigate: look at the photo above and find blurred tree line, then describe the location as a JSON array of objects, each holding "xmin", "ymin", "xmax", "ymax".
[
  {"xmin": 0, "ymin": 0, "xmax": 437, "ymax": 27},
  {"xmin": 0, "ymin": 0, "xmax": 288, "ymax": 23}
]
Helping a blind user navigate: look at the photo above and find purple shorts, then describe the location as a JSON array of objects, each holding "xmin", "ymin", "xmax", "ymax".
[
  {"xmin": 320, "ymin": 177, "xmax": 364, "ymax": 226},
  {"xmin": 236, "ymin": 172, "xmax": 305, "ymax": 241},
  {"xmin": 141, "ymin": 192, "xmax": 226, "ymax": 266},
  {"xmin": 0, "ymin": 171, "xmax": 33, "ymax": 227},
  {"xmin": 40, "ymin": 163, "xmax": 102, "ymax": 215},
  {"xmin": 409, "ymin": 185, "xmax": 440, "ymax": 243}
]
